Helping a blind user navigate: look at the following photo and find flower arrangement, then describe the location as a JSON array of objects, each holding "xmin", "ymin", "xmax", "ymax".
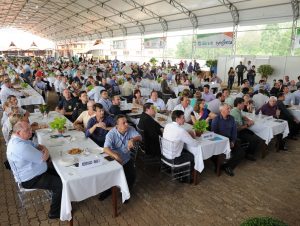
[
  {"xmin": 193, "ymin": 120, "xmax": 208, "ymax": 136},
  {"xmin": 149, "ymin": 57, "xmax": 158, "ymax": 66},
  {"xmin": 49, "ymin": 117, "xmax": 67, "ymax": 133},
  {"xmin": 20, "ymin": 82, "xmax": 29, "ymax": 88},
  {"xmin": 257, "ymin": 64, "xmax": 274, "ymax": 80}
]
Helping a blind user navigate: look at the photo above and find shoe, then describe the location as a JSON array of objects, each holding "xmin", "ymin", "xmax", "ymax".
[
  {"xmin": 245, "ymin": 155, "xmax": 256, "ymax": 161},
  {"xmin": 98, "ymin": 190, "xmax": 112, "ymax": 201},
  {"xmin": 48, "ymin": 212, "xmax": 60, "ymax": 219},
  {"xmin": 223, "ymin": 166, "xmax": 234, "ymax": 177},
  {"xmin": 124, "ymin": 199, "xmax": 130, "ymax": 204}
]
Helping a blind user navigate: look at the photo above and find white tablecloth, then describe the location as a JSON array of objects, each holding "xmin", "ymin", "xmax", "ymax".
[
  {"xmin": 140, "ymin": 79, "xmax": 161, "ymax": 91},
  {"xmin": 29, "ymin": 112, "xmax": 130, "ymax": 221},
  {"xmin": 18, "ymin": 86, "xmax": 45, "ymax": 106},
  {"xmin": 45, "ymin": 77, "xmax": 56, "ymax": 87},
  {"xmin": 170, "ymin": 85, "xmax": 189, "ymax": 96},
  {"xmin": 243, "ymin": 112, "xmax": 290, "ymax": 144},
  {"xmin": 288, "ymin": 106, "xmax": 300, "ymax": 121},
  {"xmin": 133, "ymin": 113, "xmax": 231, "ymax": 173}
]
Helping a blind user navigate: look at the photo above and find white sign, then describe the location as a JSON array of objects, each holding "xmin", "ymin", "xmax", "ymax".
[
  {"xmin": 201, "ymin": 132, "xmax": 215, "ymax": 140},
  {"xmin": 78, "ymin": 156, "xmax": 105, "ymax": 169},
  {"xmin": 197, "ymin": 32, "xmax": 233, "ymax": 48}
]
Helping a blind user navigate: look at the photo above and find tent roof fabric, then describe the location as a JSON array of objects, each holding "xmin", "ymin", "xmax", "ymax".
[{"xmin": 0, "ymin": 0, "xmax": 297, "ymax": 42}]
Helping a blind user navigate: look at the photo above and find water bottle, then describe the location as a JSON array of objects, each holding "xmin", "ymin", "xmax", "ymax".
[
  {"xmin": 252, "ymin": 108, "xmax": 256, "ymax": 117},
  {"xmin": 259, "ymin": 110, "xmax": 262, "ymax": 119},
  {"xmin": 291, "ymin": 100, "xmax": 294, "ymax": 106}
]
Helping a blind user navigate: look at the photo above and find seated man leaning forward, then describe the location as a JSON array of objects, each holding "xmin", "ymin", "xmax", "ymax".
[
  {"xmin": 162, "ymin": 110, "xmax": 199, "ymax": 179},
  {"xmin": 99, "ymin": 115, "xmax": 142, "ymax": 200},
  {"xmin": 6, "ymin": 121, "xmax": 62, "ymax": 219}
]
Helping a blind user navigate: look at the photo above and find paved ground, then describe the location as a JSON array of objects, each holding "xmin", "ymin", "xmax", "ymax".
[{"xmin": 1, "ymin": 91, "xmax": 300, "ymax": 226}]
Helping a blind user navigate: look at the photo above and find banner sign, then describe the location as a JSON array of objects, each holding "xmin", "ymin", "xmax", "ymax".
[
  {"xmin": 113, "ymin": 40, "xmax": 126, "ymax": 49},
  {"xmin": 294, "ymin": 28, "xmax": 300, "ymax": 49},
  {"xmin": 144, "ymin": 37, "xmax": 166, "ymax": 49},
  {"xmin": 197, "ymin": 32, "xmax": 233, "ymax": 48}
]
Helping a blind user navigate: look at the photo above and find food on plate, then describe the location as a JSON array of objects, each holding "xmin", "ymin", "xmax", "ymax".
[
  {"xmin": 68, "ymin": 148, "xmax": 82, "ymax": 155},
  {"xmin": 157, "ymin": 117, "xmax": 167, "ymax": 122}
]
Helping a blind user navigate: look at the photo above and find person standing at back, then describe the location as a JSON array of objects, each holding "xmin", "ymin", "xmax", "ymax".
[{"xmin": 235, "ymin": 61, "xmax": 247, "ymax": 86}]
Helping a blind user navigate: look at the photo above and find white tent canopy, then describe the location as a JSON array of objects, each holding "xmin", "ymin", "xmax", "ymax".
[{"xmin": 0, "ymin": 0, "xmax": 298, "ymax": 42}]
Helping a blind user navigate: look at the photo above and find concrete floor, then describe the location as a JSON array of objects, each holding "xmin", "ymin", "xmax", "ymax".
[{"xmin": 1, "ymin": 91, "xmax": 300, "ymax": 226}]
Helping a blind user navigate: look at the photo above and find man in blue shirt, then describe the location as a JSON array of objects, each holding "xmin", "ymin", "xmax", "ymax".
[
  {"xmin": 211, "ymin": 103, "xmax": 245, "ymax": 176},
  {"xmin": 99, "ymin": 115, "xmax": 141, "ymax": 200},
  {"xmin": 6, "ymin": 121, "xmax": 62, "ymax": 219},
  {"xmin": 85, "ymin": 103, "xmax": 115, "ymax": 147}
]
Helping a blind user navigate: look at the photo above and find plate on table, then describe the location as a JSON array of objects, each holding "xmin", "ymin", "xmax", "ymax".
[
  {"xmin": 59, "ymin": 156, "xmax": 77, "ymax": 167},
  {"xmin": 89, "ymin": 148, "xmax": 104, "ymax": 154},
  {"xmin": 67, "ymin": 148, "xmax": 83, "ymax": 155}
]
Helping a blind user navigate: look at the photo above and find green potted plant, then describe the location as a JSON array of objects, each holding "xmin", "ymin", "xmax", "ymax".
[
  {"xmin": 240, "ymin": 216, "xmax": 288, "ymax": 226},
  {"xmin": 39, "ymin": 105, "xmax": 49, "ymax": 116},
  {"xmin": 149, "ymin": 57, "xmax": 158, "ymax": 67},
  {"xmin": 193, "ymin": 120, "xmax": 209, "ymax": 137},
  {"xmin": 257, "ymin": 64, "xmax": 274, "ymax": 80},
  {"xmin": 117, "ymin": 78, "xmax": 124, "ymax": 85},
  {"xmin": 87, "ymin": 85, "xmax": 94, "ymax": 91},
  {"xmin": 20, "ymin": 82, "xmax": 29, "ymax": 88},
  {"xmin": 206, "ymin": 59, "xmax": 218, "ymax": 74},
  {"xmin": 156, "ymin": 77, "xmax": 162, "ymax": 83},
  {"xmin": 49, "ymin": 117, "xmax": 67, "ymax": 135}
]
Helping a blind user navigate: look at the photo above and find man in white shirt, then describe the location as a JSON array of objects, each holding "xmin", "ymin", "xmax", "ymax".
[
  {"xmin": 87, "ymin": 81, "xmax": 105, "ymax": 103},
  {"xmin": 162, "ymin": 110, "xmax": 198, "ymax": 167},
  {"xmin": 97, "ymin": 90, "xmax": 112, "ymax": 113},
  {"xmin": 173, "ymin": 96, "xmax": 193, "ymax": 123},
  {"xmin": 252, "ymin": 88, "xmax": 269, "ymax": 110},
  {"xmin": 207, "ymin": 92, "xmax": 225, "ymax": 114},
  {"xmin": 0, "ymin": 78, "xmax": 23, "ymax": 104},
  {"xmin": 121, "ymin": 78, "xmax": 134, "ymax": 97},
  {"xmin": 293, "ymin": 85, "xmax": 300, "ymax": 105},
  {"xmin": 73, "ymin": 100, "xmax": 95, "ymax": 131},
  {"xmin": 146, "ymin": 90, "xmax": 166, "ymax": 111},
  {"xmin": 58, "ymin": 76, "xmax": 68, "ymax": 94},
  {"xmin": 282, "ymin": 85, "xmax": 295, "ymax": 105}
]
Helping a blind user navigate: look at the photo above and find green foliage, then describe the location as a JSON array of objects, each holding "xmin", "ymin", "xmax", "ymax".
[
  {"xmin": 49, "ymin": 117, "xmax": 66, "ymax": 131},
  {"xmin": 257, "ymin": 64, "xmax": 274, "ymax": 79},
  {"xmin": 240, "ymin": 217, "xmax": 288, "ymax": 226},
  {"xmin": 118, "ymin": 71, "xmax": 123, "ymax": 75},
  {"xmin": 206, "ymin": 59, "xmax": 218, "ymax": 68},
  {"xmin": 48, "ymin": 72, "xmax": 55, "ymax": 77},
  {"xmin": 87, "ymin": 85, "xmax": 94, "ymax": 91},
  {"xmin": 149, "ymin": 57, "xmax": 158, "ymax": 66},
  {"xmin": 156, "ymin": 77, "xmax": 162, "ymax": 83},
  {"xmin": 117, "ymin": 78, "xmax": 124, "ymax": 85},
  {"xmin": 39, "ymin": 105, "xmax": 49, "ymax": 114},
  {"xmin": 20, "ymin": 82, "xmax": 28, "ymax": 88},
  {"xmin": 193, "ymin": 120, "xmax": 208, "ymax": 133}
]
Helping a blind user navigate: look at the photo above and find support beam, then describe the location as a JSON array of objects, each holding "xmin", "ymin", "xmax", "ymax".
[
  {"xmin": 166, "ymin": 0, "xmax": 198, "ymax": 28},
  {"xmin": 290, "ymin": 0, "xmax": 299, "ymax": 55},
  {"xmin": 122, "ymin": 0, "xmax": 168, "ymax": 31}
]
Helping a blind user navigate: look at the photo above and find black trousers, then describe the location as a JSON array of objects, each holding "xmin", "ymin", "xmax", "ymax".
[
  {"xmin": 225, "ymin": 140, "xmax": 245, "ymax": 169},
  {"xmin": 238, "ymin": 129, "xmax": 262, "ymax": 155},
  {"xmin": 228, "ymin": 76, "xmax": 234, "ymax": 89},
  {"xmin": 237, "ymin": 72, "xmax": 244, "ymax": 86},
  {"xmin": 22, "ymin": 167, "xmax": 62, "ymax": 215},
  {"xmin": 123, "ymin": 159, "xmax": 136, "ymax": 190}
]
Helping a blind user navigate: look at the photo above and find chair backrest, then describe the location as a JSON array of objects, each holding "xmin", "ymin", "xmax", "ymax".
[
  {"xmin": 159, "ymin": 136, "xmax": 181, "ymax": 160},
  {"xmin": 136, "ymin": 125, "xmax": 145, "ymax": 141}
]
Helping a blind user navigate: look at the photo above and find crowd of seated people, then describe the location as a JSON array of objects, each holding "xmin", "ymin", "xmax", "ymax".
[{"xmin": 1, "ymin": 58, "xmax": 300, "ymax": 220}]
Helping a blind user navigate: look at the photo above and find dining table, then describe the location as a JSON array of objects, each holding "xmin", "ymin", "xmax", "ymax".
[{"xmin": 29, "ymin": 111, "xmax": 130, "ymax": 225}]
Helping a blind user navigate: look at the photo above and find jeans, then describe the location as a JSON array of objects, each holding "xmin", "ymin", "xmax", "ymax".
[
  {"xmin": 228, "ymin": 76, "xmax": 234, "ymax": 89},
  {"xmin": 22, "ymin": 167, "xmax": 62, "ymax": 215}
]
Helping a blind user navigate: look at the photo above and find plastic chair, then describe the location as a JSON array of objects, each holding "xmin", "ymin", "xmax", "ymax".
[
  {"xmin": 135, "ymin": 125, "xmax": 160, "ymax": 169},
  {"xmin": 9, "ymin": 161, "xmax": 52, "ymax": 213},
  {"xmin": 159, "ymin": 136, "xmax": 191, "ymax": 182}
]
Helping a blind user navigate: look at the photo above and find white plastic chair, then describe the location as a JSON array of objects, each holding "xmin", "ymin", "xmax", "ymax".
[{"xmin": 159, "ymin": 136, "xmax": 191, "ymax": 182}]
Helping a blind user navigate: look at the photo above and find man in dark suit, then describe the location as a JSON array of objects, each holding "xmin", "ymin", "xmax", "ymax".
[
  {"xmin": 161, "ymin": 73, "xmax": 176, "ymax": 98},
  {"xmin": 137, "ymin": 103, "xmax": 163, "ymax": 157}
]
